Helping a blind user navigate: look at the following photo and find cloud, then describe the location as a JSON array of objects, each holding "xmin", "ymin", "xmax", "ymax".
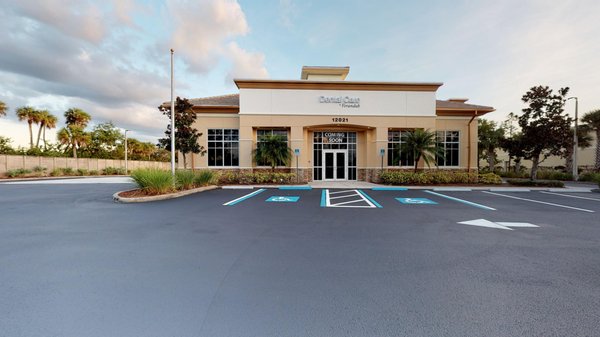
[
  {"xmin": 167, "ymin": 0, "xmax": 249, "ymax": 73},
  {"xmin": 226, "ymin": 42, "xmax": 269, "ymax": 81},
  {"xmin": 278, "ymin": 0, "xmax": 295, "ymax": 28}
]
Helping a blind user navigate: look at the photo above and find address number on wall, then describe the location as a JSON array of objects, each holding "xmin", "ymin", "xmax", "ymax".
[{"xmin": 332, "ymin": 117, "xmax": 349, "ymax": 123}]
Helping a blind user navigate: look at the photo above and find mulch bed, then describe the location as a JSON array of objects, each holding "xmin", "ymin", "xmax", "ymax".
[{"xmin": 118, "ymin": 189, "xmax": 157, "ymax": 198}]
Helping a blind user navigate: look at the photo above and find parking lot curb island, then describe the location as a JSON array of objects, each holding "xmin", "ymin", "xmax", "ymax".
[{"xmin": 113, "ymin": 185, "xmax": 219, "ymax": 203}]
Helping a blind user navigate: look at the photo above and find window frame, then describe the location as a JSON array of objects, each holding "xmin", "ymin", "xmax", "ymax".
[
  {"xmin": 207, "ymin": 128, "xmax": 239, "ymax": 167},
  {"xmin": 436, "ymin": 130, "xmax": 460, "ymax": 167},
  {"xmin": 255, "ymin": 129, "xmax": 290, "ymax": 167},
  {"xmin": 387, "ymin": 130, "xmax": 415, "ymax": 168}
]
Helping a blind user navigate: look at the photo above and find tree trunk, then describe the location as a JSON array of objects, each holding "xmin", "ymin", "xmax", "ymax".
[
  {"xmin": 28, "ymin": 121, "xmax": 33, "ymax": 149},
  {"xmin": 36, "ymin": 122, "xmax": 44, "ymax": 148},
  {"xmin": 414, "ymin": 154, "xmax": 421, "ymax": 173},
  {"xmin": 565, "ymin": 147, "xmax": 573, "ymax": 176},
  {"xmin": 73, "ymin": 141, "xmax": 77, "ymax": 159},
  {"xmin": 515, "ymin": 158, "xmax": 521, "ymax": 173},
  {"xmin": 530, "ymin": 156, "xmax": 540, "ymax": 180},
  {"xmin": 182, "ymin": 153, "xmax": 187, "ymax": 169},
  {"xmin": 596, "ymin": 129, "xmax": 600, "ymax": 170},
  {"xmin": 43, "ymin": 126, "xmax": 46, "ymax": 150},
  {"xmin": 487, "ymin": 149, "xmax": 495, "ymax": 172}
]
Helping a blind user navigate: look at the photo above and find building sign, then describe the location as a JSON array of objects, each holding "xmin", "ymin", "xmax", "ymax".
[
  {"xmin": 319, "ymin": 96, "xmax": 360, "ymax": 108},
  {"xmin": 323, "ymin": 132, "xmax": 345, "ymax": 143}
]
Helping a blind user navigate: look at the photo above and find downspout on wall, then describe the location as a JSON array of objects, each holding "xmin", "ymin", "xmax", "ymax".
[{"xmin": 467, "ymin": 111, "xmax": 479, "ymax": 173}]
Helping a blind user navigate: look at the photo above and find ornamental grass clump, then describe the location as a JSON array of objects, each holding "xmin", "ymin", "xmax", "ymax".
[
  {"xmin": 193, "ymin": 170, "xmax": 217, "ymax": 186},
  {"xmin": 175, "ymin": 170, "xmax": 195, "ymax": 190},
  {"xmin": 130, "ymin": 168, "xmax": 174, "ymax": 195}
]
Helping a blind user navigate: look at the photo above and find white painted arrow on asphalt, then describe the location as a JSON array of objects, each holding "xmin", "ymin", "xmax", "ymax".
[{"xmin": 457, "ymin": 219, "xmax": 539, "ymax": 230}]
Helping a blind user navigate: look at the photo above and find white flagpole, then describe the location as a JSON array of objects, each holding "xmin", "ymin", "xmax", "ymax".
[{"xmin": 170, "ymin": 49, "xmax": 175, "ymax": 176}]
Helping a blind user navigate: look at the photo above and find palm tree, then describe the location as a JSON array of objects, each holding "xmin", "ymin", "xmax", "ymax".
[
  {"xmin": 581, "ymin": 109, "xmax": 600, "ymax": 170},
  {"xmin": 41, "ymin": 112, "xmax": 58, "ymax": 149},
  {"xmin": 401, "ymin": 129, "xmax": 444, "ymax": 173},
  {"xmin": 64, "ymin": 108, "xmax": 91, "ymax": 128},
  {"xmin": 57, "ymin": 125, "xmax": 90, "ymax": 159},
  {"xmin": 0, "ymin": 101, "xmax": 7, "ymax": 117},
  {"xmin": 253, "ymin": 134, "xmax": 292, "ymax": 172},
  {"xmin": 16, "ymin": 106, "xmax": 41, "ymax": 149}
]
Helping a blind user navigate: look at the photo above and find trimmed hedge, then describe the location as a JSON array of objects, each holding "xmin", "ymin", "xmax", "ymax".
[
  {"xmin": 131, "ymin": 169, "xmax": 219, "ymax": 195},
  {"xmin": 379, "ymin": 171, "xmax": 502, "ymax": 185},
  {"xmin": 505, "ymin": 179, "xmax": 564, "ymax": 187},
  {"xmin": 219, "ymin": 172, "xmax": 297, "ymax": 185}
]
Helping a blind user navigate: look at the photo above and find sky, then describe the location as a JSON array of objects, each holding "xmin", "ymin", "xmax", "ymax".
[{"xmin": 1, "ymin": 0, "xmax": 599, "ymax": 147}]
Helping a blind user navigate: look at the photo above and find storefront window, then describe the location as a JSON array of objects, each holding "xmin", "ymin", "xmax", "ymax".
[
  {"xmin": 208, "ymin": 129, "xmax": 239, "ymax": 166},
  {"xmin": 313, "ymin": 132, "xmax": 357, "ymax": 180},
  {"xmin": 256, "ymin": 129, "xmax": 288, "ymax": 166},
  {"xmin": 387, "ymin": 130, "xmax": 415, "ymax": 166},
  {"xmin": 436, "ymin": 131, "xmax": 460, "ymax": 167}
]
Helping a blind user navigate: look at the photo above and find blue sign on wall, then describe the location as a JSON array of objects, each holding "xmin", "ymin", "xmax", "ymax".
[
  {"xmin": 396, "ymin": 197, "xmax": 438, "ymax": 205},
  {"xmin": 266, "ymin": 196, "xmax": 300, "ymax": 203}
]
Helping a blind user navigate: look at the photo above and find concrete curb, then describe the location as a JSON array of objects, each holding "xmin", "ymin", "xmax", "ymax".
[
  {"xmin": 0, "ymin": 175, "xmax": 128, "ymax": 183},
  {"xmin": 113, "ymin": 185, "xmax": 219, "ymax": 203}
]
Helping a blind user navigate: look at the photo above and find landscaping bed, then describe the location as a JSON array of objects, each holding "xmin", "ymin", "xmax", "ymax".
[
  {"xmin": 379, "ymin": 171, "xmax": 503, "ymax": 185},
  {"xmin": 2, "ymin": 166, "xmax": 126, "ymax": 179}
]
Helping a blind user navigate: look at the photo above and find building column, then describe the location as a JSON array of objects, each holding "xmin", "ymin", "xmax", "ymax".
[{"xmin": 238, "ymin": 126, "xmax": 254, "ymax": 171}]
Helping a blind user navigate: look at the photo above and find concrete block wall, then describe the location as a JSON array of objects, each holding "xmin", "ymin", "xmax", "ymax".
[{"xmin": 0, "ymin": 155, "xmax": 170, "ymax": 175}]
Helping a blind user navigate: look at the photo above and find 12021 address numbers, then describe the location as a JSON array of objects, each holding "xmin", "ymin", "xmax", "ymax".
[{"xmin": 332, "ymin": 117, "xmax": 349, "ymax": 123}]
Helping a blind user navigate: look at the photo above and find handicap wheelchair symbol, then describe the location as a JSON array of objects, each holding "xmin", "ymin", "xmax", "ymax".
[
  {"xmin": 266, "ymin": 196, "xmax": 300, "ymax": 202},
  {"xmin": 396, "ymin": 197, "xmax": 438, "ymax": 205}
]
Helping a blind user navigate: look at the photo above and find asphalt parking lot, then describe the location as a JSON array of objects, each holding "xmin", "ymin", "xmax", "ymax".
[{"xmin": 1, "ymin": 181, "xmax": 600, "ymax": 337}]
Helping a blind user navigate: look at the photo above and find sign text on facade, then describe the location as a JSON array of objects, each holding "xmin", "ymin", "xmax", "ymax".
[{"xmin": 319, "ymin": 96, "xmax": 360, "ymax": 108}]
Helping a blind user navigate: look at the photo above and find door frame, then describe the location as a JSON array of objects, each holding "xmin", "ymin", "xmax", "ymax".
[{"xmin": 322, "ymin": 149, "xmax": 348, "ymax": 181}]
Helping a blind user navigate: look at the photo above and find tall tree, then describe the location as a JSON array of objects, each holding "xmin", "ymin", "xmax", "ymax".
[
  {"xmin": 518, "ymin": 86, "xmax": 572, "ymax": 180},
  {"xmin": 60, "ymin": 108, "xmax": 91, "ymax": 158},
  {"xmin": 253, "ymin": 134, "xmax": 292, "ymax": 172},
  {"xmin": 57, "ymin": 126, "xmax": 90, "ymax": 159},
  {"xmin": 35, "ymin": 110, "xmax": 57, "ymax": 148},
  {"xmin": 581, "ymin": 109, "xmax": 600, "ymax": 170},
  {"xmin": 500, "ymin": 133, "xmax": 526, "ymax": 173},
  {"xmin": 41, "ymin": 111, "xmax": 58, "ymax": 149},
  {"xmin": 157, "ymin": 97, "xmax": 205, "ymax": 168},
  {"xmin": 402, "ymin": 129, "xmax": 444, "ymax": 173},
  {"xmin": 500, "ymin": 112, "xmax": 519, "ymax": 170},
  {"xmin": 0, "ymin": 101, "xmax": 7, "ymax": 117},
  {"xmin": 16, "ymin": 106, "xmax": 41, "ymax": 149},
  {"xmin": 84, "ymin": 122, "xmax": 124, "ymax": 158},
  {"xmin": 478, "ymin": 119, "xmax": 505, "ymax": 171},
  {"xmin": 64, "ymin": 108, "xmax": 91, "ymax": 128}
]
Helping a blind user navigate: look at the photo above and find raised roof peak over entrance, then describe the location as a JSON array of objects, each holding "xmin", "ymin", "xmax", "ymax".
[{"xmin": 301, "ymin": 66, "xmax": 350, "ymax": 81}]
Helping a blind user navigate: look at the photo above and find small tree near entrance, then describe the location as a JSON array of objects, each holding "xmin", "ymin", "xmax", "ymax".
[
  {"xmin": 158, "ymin": 97, "xmax": 205, "ymax": 168},
  {"xmin": 518, "ymin": 86, "xmax": 572, "ymax": 180},
  {"xmin": 401, "ymin": 129, "xmax": 444, "ymax": 173},
  {"xmin": 253, "ymin": 134, "xmax": 292, "ymax": 172}
]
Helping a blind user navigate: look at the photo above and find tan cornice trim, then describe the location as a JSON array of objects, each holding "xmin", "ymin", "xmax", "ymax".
[
  {"xmin": 192, "ymin": 106, "xmax": 239, "ymax": 113},
  {"xmin": 235, "ymin": 79, "xmax": 443, "ymax": 92},
  {"xmin": 436, "ymin": 109, "xmax": 494, "ymax": 116}
]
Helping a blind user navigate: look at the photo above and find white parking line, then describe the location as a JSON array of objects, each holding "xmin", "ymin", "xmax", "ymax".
[
  {"xmin": 483, "ymin": 191, "xmax": 595, "ymax": 213},
  {"xmin": 540, "ymin": 191, "xmax": 600, "ymax": 202},
  {"xmin": 325, "ymin": 189, "xmax": 378, "ymax": 208},
  {"xmin": 424, "ymin": 190, "xmax": 496, "ymax": 210}
]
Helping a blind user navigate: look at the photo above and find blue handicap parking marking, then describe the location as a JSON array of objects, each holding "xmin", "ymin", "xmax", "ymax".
[
  {"xmin": 266, "ymin": 196, "xmax": 300, "ymax": 203},
  {"xmin": 396, "ymin": 197, "xmax": 438, "ymax": 205}
]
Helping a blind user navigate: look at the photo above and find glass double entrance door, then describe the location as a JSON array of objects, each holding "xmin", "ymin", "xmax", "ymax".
[{"xmin": 323, "ymin": 150, "xmax": 347, "ymax": 181}]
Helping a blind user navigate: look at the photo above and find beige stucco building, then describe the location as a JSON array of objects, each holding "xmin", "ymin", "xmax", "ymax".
[{"xmin": 182, "ymin": 66, "xmax": 494, "ymax": 182}]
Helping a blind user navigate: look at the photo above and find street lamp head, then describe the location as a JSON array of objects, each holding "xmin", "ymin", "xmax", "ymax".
[{"xmin": 567, "ymin": 96, "xmax": 577, "ymax": 101}]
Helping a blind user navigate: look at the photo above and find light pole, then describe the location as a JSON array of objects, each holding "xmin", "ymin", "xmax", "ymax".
[
  {"xmin": 124, "ymin": 129, "xmax": 130, "ymax": 175},
  {"xmin": 567, "ymin": 97, "xmax": 578, "ymax": 180},
  {"xmin": 170, "ymin": 48, "xmax": 176, "ymax": 177}
]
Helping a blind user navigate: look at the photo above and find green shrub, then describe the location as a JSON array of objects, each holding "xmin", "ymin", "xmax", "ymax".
[
  {"xmin": 6, "ymin": 168, "xmax": 32, "ymax": 178},
  {"xmin": 378, "ymin": 170, "xmax": 496, "ymax": 185},
  {"xmin": 506, "ymin": 179, "xmax": 564, "ymax": 187},
  {"xmin": 32, "ymin": 166, "xmax": 47, "ymax": 173},
  {"xmin": 175, "ymin": 170, "xmax": 196, "ymax": 190},
  {"xmin": 76, "ymin": 168, "xmax": 88, "ymax": 176},
  {"xmin": 478, "ymin": 172, "xmax": 503, "ymax": 185},
  {"xmin": 498, "ymin": 171, "xmax": 530, "ymax": 179},
  {"xmin": 89, "ymin": 170, "xmax": 99, "ymax": 176},
  {"xmin": 61, "ymin": 167, "xmax": 75, "ymax": 175},
  {"xmin": 217, "ymin": 171, "xmax": 296, "ymax": 185},
  {"xmin": 536, "ymin": 170, "xmax": 572, "ymax": 181},
  {"xmin": 194, "ymin": 170, "xmax": 217, "ymax": 186},
  {"xmin": 102, "ymin": 167, "xmax": 125, "ymax": 175},
  {"xmin": 579, "ymin": 172, "xmax": 600, "ymax": 183},
  {"xmin": 50, "ymin": 168, "xmax": 63, "ymax": 176},
  {"xmin": 130, "ymin": 168, "xmax": 174, "ymax": 195}
]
